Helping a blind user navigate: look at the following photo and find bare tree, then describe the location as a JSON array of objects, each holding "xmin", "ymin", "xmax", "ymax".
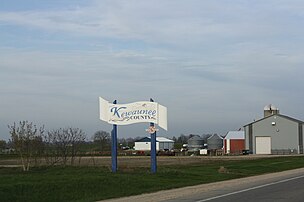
[
  {"xmin": 68, "ymin": 128, "xmax": 86, "ymax": 165},
  {"xmin": 177, "ymin": 134, "xmax": 189, "ymax": 144},
  {"xmin": 8, "ymin": 121, "xmax": 44, "ymax": 171},
  {"xmin": 31, "ymin": 135, "xmax": 44, "ymax": 166},
  {"xmin": 93, "ymin": 130, "xmax": 110, "ymax": 152},
  {"xmin": 45, "ymin": 128, "xmax": 86, "ymax": 166},
  {"xmin": 118, "ymin": 137, "xmax": 135, "ymax": 149},
  {"xmin": 43, "ymin": 129, "xmax": 62, "ymax": 166},
  {"xmin": 0, "ymin": 140, "xmax": 6, "ymax": 153}
]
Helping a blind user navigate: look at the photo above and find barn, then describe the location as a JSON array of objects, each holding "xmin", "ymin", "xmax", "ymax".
[
  {"xmin": 224, "ymin": 131, "xmax": 245, "ymax": 155},
  {"xmin": 244, "ymin": 104, "xmax": 304, "ymax": 155},
  {"xmin": 134, "ymin": 137, "xmax": 174, "ymax": 151}
]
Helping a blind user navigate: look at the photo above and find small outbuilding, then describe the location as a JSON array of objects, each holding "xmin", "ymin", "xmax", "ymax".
[
  {"xmin": 224, "ymin": 131, "xmax": 245, "ymax": 154},
  {"xmin": 134, "ymin": 137, "xmax": 174, "ymax": 151},
  {"xmin": 244, "ymin": 104, "xmax": 304, "ymax": 154}
]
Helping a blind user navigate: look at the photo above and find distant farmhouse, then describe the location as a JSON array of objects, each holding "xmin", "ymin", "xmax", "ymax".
[
  {"xmin": 134, "ymin": 137, "xmax": 174, "ymax": 151},
  {"xmin": 244, "ymin": 104, "xmax": 304, "ymax": 155}
]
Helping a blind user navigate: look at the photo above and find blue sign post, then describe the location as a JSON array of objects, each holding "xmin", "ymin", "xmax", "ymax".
[
  {"xmin": 111, "ymin": 100, "xmax": 118, "ymax": 173},
  {"xmin": 150, "ymin": 98, "xmax": 157, "ymax": 174}
]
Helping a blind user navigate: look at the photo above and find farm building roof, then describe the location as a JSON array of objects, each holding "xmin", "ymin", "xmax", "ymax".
[
  {"xmin": 225, "ymin": 131, "xmax": 244, "ymax": 139},
  {"xmin": 243, "ymin": 114, "xmax": 304, "ymax": 127},
  {"xmin": 207, "ymin": 134, "xmax": 223, "ymax": 140},
  {"xmin": 135, "ymin": 137, "xmax": 174, "ymax": 143}
]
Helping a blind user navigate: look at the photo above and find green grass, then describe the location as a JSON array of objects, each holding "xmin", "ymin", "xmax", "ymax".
[{"xmin": 0, "ymin": 156, "xmax": 304, "ymax": 202}]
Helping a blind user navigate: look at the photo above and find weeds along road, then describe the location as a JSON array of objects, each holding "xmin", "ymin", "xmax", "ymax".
[{"xmin": 104, "ymin": 167, "xmax": 304, "ymax": 202}]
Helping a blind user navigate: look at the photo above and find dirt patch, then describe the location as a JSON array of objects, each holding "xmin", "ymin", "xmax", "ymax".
[
  {"xmin": 0, "ymin": 155, "xmax": 295, "ymax": 168},
  {"xmin": 72, "ymin": 155, "xmax": 278, "ymax": 168}
]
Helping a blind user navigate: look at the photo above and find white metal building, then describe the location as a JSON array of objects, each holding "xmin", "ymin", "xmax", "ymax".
[
  {"xmin": 244, "ymin": 105, "xmax": 304, "ymax": 154},
  {"xmin": 134, "ymin": 137, "xmax": 174, "ymax": 151}
]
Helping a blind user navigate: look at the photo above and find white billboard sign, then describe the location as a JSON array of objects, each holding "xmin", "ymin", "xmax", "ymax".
[{"xmin": 99, "ymin": 97, "xmax": 167, "ymax": 130}]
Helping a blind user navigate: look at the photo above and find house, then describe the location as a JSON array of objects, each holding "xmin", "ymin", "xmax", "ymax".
[
  {"xmin": 134, "ymin": 137, "xmax": 174, "ymax": 151},
  {"xmin": 223, "ymin": 131, "xmax": 245, "ymax": 154},
  {"xmin": 244, "ymin": 104, "xmax": 304, "ymax": 154}
]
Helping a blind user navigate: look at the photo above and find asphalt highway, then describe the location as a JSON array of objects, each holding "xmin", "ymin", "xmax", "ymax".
[
  {"xmin": 104, "ymin": 167, "xmax": 304, "ymax": 202},
  {"xmin": 167, "ymin": 174, "xmax": 304, "ymax": 202}
]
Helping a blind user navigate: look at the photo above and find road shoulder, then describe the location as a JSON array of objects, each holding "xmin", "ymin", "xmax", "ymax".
[{"xmin": 103, "ymin": 167, "xmax": 304, "ymax": 202}]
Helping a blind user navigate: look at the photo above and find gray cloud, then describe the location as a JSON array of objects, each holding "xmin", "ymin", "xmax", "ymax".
[{"xmin": 1, "ymin": 1, "xmax": 304, "ymax": 140}]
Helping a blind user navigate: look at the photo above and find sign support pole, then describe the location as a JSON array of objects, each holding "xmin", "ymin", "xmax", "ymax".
[
  {"xmin": 150, "ymin": 98, "xmax": 157, "ymax": 174},
  {"xmin": 111, "ymin": 100, "xmax": 118, "ymax": 173},
  {"xmin": 100, "ymin": 97, "xmax": 166, "ymax": 173}
]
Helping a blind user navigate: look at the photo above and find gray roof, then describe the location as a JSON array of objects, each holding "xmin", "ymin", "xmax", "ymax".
[
  {"xmin": 244, "ymin": 114, "xmax": 304, "ymax": 127},
  {"xmin": 225, "ymin": 131, "xmax": 244, "ymax": 139},
  {"xmin": 207, "ymin": 134, "xmax": 223, "ymax": 140}
]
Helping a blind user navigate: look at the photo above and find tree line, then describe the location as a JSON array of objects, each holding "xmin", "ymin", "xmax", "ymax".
[
  {"xmin": 2, "ymin": 121, "xmax": 146, "ymax": 171},
  {"xmin": 1, "ymin": 120, "xmax": 216, "ymax": 171},
  {"xmin": 7, "ymin": 121, "xmax": 87, "ymax": 171}
]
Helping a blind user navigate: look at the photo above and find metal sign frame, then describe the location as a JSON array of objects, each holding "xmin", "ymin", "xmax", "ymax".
[{"xmin": 100, "ymin": 98, "xmax": 166, "ymax": 174}]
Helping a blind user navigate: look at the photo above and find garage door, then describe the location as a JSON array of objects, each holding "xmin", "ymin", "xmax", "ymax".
[{"xmin": 256, "ymin": 137, "xmax": 271, "ymax": 154}]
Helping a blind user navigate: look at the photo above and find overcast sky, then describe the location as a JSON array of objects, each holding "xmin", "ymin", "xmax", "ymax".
[{"xmin": 1, "ymin": 0, "xmax": 304, "ymax": 141}]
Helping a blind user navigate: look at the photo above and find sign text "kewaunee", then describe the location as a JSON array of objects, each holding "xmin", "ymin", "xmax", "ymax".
[{"xmin": 99, "ymin": 97, "xmax": 167, "ymax": 130}]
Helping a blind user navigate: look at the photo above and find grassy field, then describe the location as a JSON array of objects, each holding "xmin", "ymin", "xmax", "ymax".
[{"xmin": 0, "ymin": 156, "xmax": 304, "ymax": 202}]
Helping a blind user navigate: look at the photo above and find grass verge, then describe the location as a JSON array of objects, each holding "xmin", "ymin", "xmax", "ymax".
[{"xmin": 0, "ymin": 156, "xmax": 304, "ymax": 202}]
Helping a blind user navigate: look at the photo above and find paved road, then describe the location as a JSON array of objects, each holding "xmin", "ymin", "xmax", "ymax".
[
  {"xmin": 104, "ymin": 167, "xmax": 304, "ymax": 202},
  {"xmin": 166, "ymin": 173, "xmax": 304, "ymax": 202}
]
